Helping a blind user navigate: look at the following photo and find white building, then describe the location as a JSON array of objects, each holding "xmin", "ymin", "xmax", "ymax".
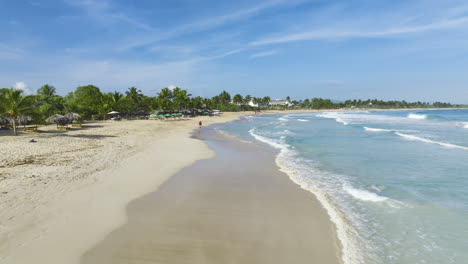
[
  {"xmin": 248, "ymin": 100, "xmax": 262, "ymax": 107},
  {"xmin": 269, "ymin": 99, "xmax": 293, "ymax": 107}
]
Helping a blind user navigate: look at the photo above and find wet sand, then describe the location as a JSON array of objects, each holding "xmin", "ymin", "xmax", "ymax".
[{"xmin": 81, "ymin": 126, "xmax": 341, "ymax": 264}]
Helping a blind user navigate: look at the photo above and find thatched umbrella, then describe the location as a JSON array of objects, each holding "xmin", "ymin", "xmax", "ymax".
[
  {"xmin": 0, "ymin": 116, "xmax": 9, "ymax": 128},
  {"xmin": 46, "ymin": 114, "xmax": 69, "ymax": 126},
  {"xmin": 65, "ymin": 112, "xmax": 82, "ymax": 123},
  {"xmin": 16, "ymin": 115, "xmax": 33, "ymax": 127}
]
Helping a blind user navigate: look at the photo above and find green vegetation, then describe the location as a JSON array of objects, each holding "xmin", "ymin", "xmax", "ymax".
[
  {"xmin": 0, "ymin": 83, "xmax": 465, "ymax": 135},
  {"xmin": 297, "ymin": 98, "xmax": 465, "ymax": 109}
]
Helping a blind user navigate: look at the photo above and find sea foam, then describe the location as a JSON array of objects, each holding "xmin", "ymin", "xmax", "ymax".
[
  {"xmin": 249, "ymin": 128, "xmax": 364, "ymax": 264},
  {"xmin": 297, "ymin": 119, "xmax": 310, "ymax": 122},
  {"xmin": 456, "ymin": 122, "xmax": 468, "ymax": 128},
  {"xmin": 363, "ymin": 127, "xmax": 393, "ymax": 132},
  {"xmin": 395, "ymin": 132, "xmax": 468, "ymax": 150},
  {"xmin": 343, "ymin": 185, "xmax": 389, "ymax": 202},
  {"xmin": 316, "ymin": 112, "xmax": 349, "ymax": 125},
  {"xmin": 407, "ymin": 113, "xmax": 427, "ymax": 120}
]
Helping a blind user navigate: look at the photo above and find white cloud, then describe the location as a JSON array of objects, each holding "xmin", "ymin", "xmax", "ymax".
[
  {"xmin": 117, "ymin": 0, "xmax": 298, "ymax": 51},
  {"xmin": 64, "ymin": 0, "xmax": 153, "ymax": 31},
  {"xmin": 13, "ymin": 81, "xmax": 33, "ymax": 95},
  {"xmin": 251, "ymin": 5, "xmax": 468, "ymax": 46},
  {"xmin": 250, "ymin": 50, "xmax": 278, "ymax": 58},
  {"xmin": 0, "ymin": 43, "xmax": 24, "ymax": 60}
]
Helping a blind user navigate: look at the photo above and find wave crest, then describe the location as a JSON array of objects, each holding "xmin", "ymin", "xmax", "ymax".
[
  {"xmin": 395, "ymin": 132, "xmax": 468, "ymax": 150},
  {"xmin": 343, "ymin": 185, "xmax": 389, "ymax": 202},
  {"xmin": 363, "ymin": 127, "xmax": 392, "ymax": 132},
  {"xmin": 456, "ymin": 122, "xmax": 468, "ymax": 128},
  {"xmin": 407, "ymin": 113, "xmax": 427, "ymax": 120}
]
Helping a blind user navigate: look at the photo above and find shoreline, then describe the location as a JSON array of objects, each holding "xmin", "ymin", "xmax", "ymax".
[
  {"xmin": 81, "ymin": 124, "xmax": 341, "ymax": 264},
  {"xmin": 1, "ymin": 108, "xmax": 457, "ymax": 263}
]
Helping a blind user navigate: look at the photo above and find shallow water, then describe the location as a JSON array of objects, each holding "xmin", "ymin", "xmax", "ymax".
[{"xmin": 221, "ymin": 109, "xmax": 468, "ymax": 264}]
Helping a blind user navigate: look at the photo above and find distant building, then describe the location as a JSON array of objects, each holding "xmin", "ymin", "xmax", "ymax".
[
  {"xmin": 269, "ymin": 99, "xmax": 293, "ymax": 107},
  {"xmin": 231, "ymin": 100, "xmax": 263, "ymax": 107},
  {"xmin": 248, "ymin": 100, "xmax": 264, "ymax": 107}
]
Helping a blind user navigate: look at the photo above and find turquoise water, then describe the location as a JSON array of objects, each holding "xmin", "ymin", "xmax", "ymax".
[{"xmin": 220, "ymin": 109, "xmax": 468, "ymax": 264}]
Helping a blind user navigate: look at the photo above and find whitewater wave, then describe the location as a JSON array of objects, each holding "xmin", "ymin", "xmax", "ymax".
[
  {"xmin": 456, "ymin": 122, "xmax": 468, "ymax": 128},
  {"xmin": 297, "ymin": 119, "xmax": 310, "ymax": 122},
  {"xmin": 316, "ymin": 112, "xmax": 349, "ymax": 125},
  {"xmin": 363, "ymin": 127, "xmax": 393, "ymax": 132},
  {"xmin": 395, "ymin": 132, "xmax": 468, "ymax": 150},
  {"xmin": 278, "ymin": 117, "xmax": 289, "ymax": 122},
  {"xmin": 407, "ymin": 113, "xmax": 427, "ymax": 120},
  {"xmin": 343, "ymin": 185, "xmax": 389, "ymax": 202},
  {"xmin": 249, "ymin": 128, "xmax": 364, "ymax": 264}
]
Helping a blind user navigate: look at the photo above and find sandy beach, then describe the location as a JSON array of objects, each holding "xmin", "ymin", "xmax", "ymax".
[
  {"xmin": 0, "ymin": 113, "xmax": 243, "ymax": 263},
  {"xmin": 81, "ymin": 126, "xmax": 341, "ymax": 264},
  {"xmin": 0, "ymin": 110, "xmax": 341, "ymax": 264}
]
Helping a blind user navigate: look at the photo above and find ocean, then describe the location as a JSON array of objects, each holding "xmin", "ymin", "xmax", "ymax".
[{"xmin": 220, "ymin": 109, "xmax": 468, "ymax": 264}]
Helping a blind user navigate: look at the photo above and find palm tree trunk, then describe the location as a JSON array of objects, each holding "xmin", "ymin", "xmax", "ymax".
[{"xmin": 12, "ymin": 118, "xmax": 17, "ymax": 136}]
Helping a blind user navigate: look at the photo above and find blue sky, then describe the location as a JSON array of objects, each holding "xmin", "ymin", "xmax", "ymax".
[{"xmin": 1, "ymin": 0, "xmax": 468, "ymax": 103}]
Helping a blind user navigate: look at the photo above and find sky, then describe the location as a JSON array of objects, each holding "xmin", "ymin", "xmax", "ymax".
[{"xmin": 1, "ymin": 0, "xmax": 468, "ymax": 103}]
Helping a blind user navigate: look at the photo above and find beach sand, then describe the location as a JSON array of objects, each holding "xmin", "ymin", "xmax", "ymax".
[
  {"xmin": 0, "ymin": 110, "xmax": 341, "ymax": 264},
  {"xmin": 0, "ymin": 113, "xmax": 242, "ymax": 263},
  {"xmin": 81, "ymin": 126, "xmax": 341, "ymax": 264}
]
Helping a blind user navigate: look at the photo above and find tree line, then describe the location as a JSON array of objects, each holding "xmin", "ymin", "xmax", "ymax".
[
  {"xmin": 0, "ymin": 84, "xmax": 270, "ymax": 133},
  {"xmin": 296, "ymin": 98, "xmax": 462, "ymax": 109},
  {"xmin": 1, "ymin": 84, "xmax": 464, "ymax": 135}
]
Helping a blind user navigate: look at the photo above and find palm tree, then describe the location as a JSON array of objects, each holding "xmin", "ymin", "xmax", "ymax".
[
  {"xmin": 157, "ymin": 88, "xmax": 174, "ymax": 110},
  {"xmin": 219, "ymin": 91, "xmax": 231, "ymax": 106},
  {"xmin": 110, "ymin": 91, "xmax": 124, "ymax": 110},
  {"xmin": 262, "ymin": 96, "xmax": 271, "ymax": 107},
  {"xmin": 243, "ymin": 95, "xmax": 252, "ymax": 105},
  {"xmin": 1, "ymin": 88, "xmax": 37, "ymax": 135},
  {"xmin": 37, "ymin": 84, "xmax": 56, "ymax": 101},
  {"xmin": 125, "ymin": 87, "xmax": 144, "ymax": 112},
  {"xmin": 233, "ymin": 94, "xmax": 243, "ymax": 105},
  {"xmin": 172, "ymin": 88, "xmax": 191, "ymax": 110}
]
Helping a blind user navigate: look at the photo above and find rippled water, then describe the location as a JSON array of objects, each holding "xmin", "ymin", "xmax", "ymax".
[{"xmin": 221, "ymin": 109, "xmax": 468, "ymax": 264}]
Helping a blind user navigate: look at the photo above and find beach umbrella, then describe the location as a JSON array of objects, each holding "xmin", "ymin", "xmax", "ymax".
[
  {"xmin": 16, "ymin": 115, "xmax": 33, "ymax": 126},
  {"xmin": 107, "ymin": 111, "xmax": 120, "ymax": 115},
  {"xmin": 65, "ymin": 112, "xmax": 82, "ymax": 122},
  {"xmin": 46, "ymin": 114, "xmax": 65, "ymax": 123},
  {"xmin": 46, "ymin": 114, "xmax": 69, "ymax": 125}
]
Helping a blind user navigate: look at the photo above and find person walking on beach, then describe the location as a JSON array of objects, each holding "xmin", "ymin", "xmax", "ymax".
[{"xmin": 198, "ymin": 121, "xmax": 202, "ymax": 128}]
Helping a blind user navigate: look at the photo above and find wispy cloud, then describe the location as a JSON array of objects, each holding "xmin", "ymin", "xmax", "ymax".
[
  {"xmin": 251, "ymin": 15, "xmax": 468, "ymax": 45},
  {"xmin": 250, "ymin": 50, "xmax": 279, "ymax": 58},
  {"xmin": 117, "ymin": 0, "xmax": 298, "ymax": 51},
  {"xmin": 64, "ymin": 0, "xmax": 153, "ymax": 31},
  {"xmin": 0, "ymin": 43, "xmax": 24, "ymax": 60},
  {"xmin": 205, "ymin": 49, "xmax": 245, "ymax": 60}
]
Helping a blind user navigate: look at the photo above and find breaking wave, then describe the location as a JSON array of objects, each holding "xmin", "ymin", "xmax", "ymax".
[
  {"xmin": 408, "ymin": 113, "xmax": 427, "ymax": 120},
  {"xmin": 316, "ymin": 112, "xmax": 349, "ymax": 125},
  {"xmin": 395, "ymin": 132, "xmax": 468, "ymax": 150},
  {"xmin": 456, "ymin": 122, "xmax": 468, "ymax": 128},
  {"xmin": 363, "ymin": 127, "xmax": 393, "ymax": 132},
  {"xmin": 343, "ymin": 185, "xmax": 389, "ymax": 202},
  {"xmin": 249, "ymin": 127, "xmax": 364, "ymax": 264}
]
